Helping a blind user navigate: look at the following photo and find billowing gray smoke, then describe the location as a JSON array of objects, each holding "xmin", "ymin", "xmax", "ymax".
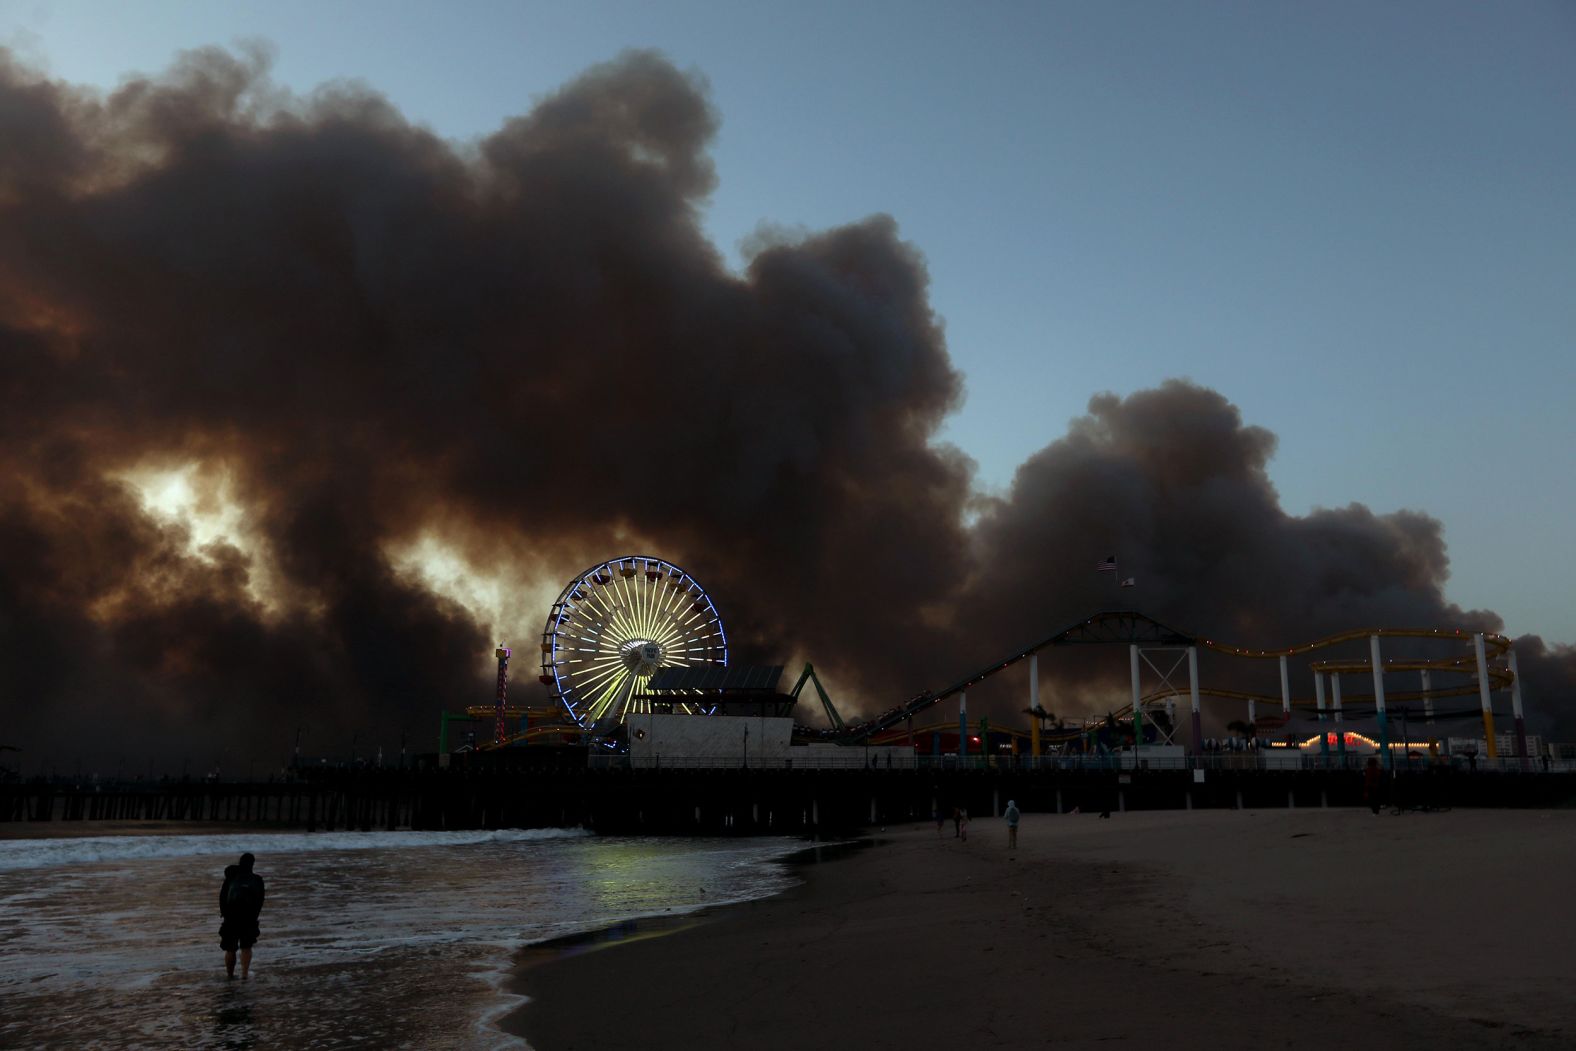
[
  {"xmin": 951, "ymin": 383, "xmax": 1573, "ymax": 731},
  {"xmin": 0, "ymin": 47, "xmax": 1569, "ymax": 773}
]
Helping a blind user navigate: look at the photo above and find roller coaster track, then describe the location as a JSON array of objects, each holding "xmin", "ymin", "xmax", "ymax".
[
  {"xmin": 480, "ymin": 724, "xmax": 589, "ymax": 749},
  {"xmin": 454, "ymin": 707, "xmax": 588, "ymax": 750},
  {"xmin": 802, "ymin": 611, "xmax": 1514, "ymax": 744}
]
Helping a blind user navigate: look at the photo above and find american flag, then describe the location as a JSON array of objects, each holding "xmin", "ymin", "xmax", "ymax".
[{"xmin": 1095, "ymin": 556, "xmax": 1117, "ymax": 572}]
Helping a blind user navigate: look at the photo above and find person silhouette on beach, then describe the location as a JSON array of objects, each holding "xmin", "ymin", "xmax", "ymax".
[
  {"xmin": 219, "ymin": 863, "xmax": 237, "ymax": 914},
  {"xmin": 220, "ymin": 852, "xmax": 266, "ymax": 980},
  {"xmin": 952, "ymin": 806, "xmax": 962, "ymax": 838},
  {"xmin": 1004, "ymin": 799, "xmax": 1020, "ymax": 849},
  {"xmin": 1363, "ymin": 757, "xmax": 1385, "ymax": 815},
  {"xmin": 959, "ymin": 808, "xmax": 969, "ymax": 842}
]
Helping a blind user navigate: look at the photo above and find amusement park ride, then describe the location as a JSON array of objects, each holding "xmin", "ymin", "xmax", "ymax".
[{"xmin": 441, "ymin": 555, "xmax": 1534, "ymax": 769}]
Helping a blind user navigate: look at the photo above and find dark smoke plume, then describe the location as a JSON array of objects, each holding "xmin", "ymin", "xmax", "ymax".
[
  {"xmin": 951, "ymin": 383, "xmax": 1576, "ymax": 734},
  {"xmin": 0, "ymin": 47, "xmax": 1569, "ymax": 773}
]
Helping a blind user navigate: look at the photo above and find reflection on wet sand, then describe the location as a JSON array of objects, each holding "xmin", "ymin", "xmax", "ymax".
[{"xmin": 0, "ymin": 831, "xmax": 799, "ymax": 1049}]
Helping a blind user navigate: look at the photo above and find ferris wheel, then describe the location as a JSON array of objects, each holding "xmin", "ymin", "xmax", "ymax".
[{"xmin": 540, "ymin": 556, "xmax": 728, "ymax": 729}]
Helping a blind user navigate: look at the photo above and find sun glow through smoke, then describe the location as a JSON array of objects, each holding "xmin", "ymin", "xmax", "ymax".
[
  {"xmin": 386, "ymin": 533, "xmax": 551, "ymax": 648},
  {"xmin": 117, "ymin": 463, "xmax": 280, "ymax": 610}
]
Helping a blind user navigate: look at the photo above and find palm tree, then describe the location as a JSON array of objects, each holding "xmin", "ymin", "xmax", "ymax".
[
  {"xmin": 1104, "ymin": 711, "xmax": 1138, "ymax": 748},
  {"xmin": 1022, "ymin": 704, "xmax": 1056, "ymax": 732},
  {"xmin": 1021, "ymin": 705, "xmax": 1069, "ymax": 758},
  {"xmin": 1148, "ymin": 708, "xmax": 1175, "ymax": 743}
]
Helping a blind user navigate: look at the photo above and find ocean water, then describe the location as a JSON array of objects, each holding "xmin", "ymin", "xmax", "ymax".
[{"xmin": 0, "ymin": 828, "xmax": 803, "ymax": 1049}]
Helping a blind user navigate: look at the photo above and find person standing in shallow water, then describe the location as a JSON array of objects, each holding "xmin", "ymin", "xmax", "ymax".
[{"xmin": 220, "ymin": 852, "xmax": 266, "ymax": 979}]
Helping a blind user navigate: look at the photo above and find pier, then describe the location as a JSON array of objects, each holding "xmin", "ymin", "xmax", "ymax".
[{"xmin": 5, "ymin": 760, "xmax": 1574, "ymax": 838}]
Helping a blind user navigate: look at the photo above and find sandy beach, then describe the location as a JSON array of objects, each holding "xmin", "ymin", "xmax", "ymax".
[{"xmin": 509, "ymin": 809, "xmax": 1576, "ymax": 1049}]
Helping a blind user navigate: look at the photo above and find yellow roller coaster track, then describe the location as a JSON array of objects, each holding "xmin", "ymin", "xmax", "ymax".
[
  {"xmin": 477, "ymin": 724, "xmax": 589, "ymax": 749},
  {"xmin": 813, "ymin": 612, "xmax": 1521, "ymax": 745},
  {"xmin": 1198, "ymin": 625, "xmax": 1510, "ymax": 661},
  {"xmin": 463, "ymin": 706, "xmax": 561, "ymax": 721},
  {"xmin": 454, "ymin": 706, "xmax": 587, "ymax": 750},
  {"xmin": 1181, "ymin": 626, "xmax": 1513, "ymax": 709}
]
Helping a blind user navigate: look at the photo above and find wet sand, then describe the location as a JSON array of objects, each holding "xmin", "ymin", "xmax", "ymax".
[{"xmin": 508, "ymin": 809, "xmax": 1576, "ymax": 1050}]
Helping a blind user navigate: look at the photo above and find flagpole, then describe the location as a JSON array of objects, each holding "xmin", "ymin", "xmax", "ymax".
[
  {"xmin": 1096, "ymin": 554, "xmax": 1122, "ymax": 599},
  {"xmin": 1096, "ymin": 555, "xmax": 1130, "ymax": 600}
]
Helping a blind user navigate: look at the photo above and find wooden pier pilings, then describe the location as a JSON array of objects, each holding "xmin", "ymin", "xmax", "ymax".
[
  {"xmin": 0, "ymin": 778, "xmax": 420, "ymax": 831},
  {"xmin": 3, "ymin": 759, "xmax": 1573, "ymax": 838}
]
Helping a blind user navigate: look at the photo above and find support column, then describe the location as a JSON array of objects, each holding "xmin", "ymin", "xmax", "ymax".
[
  {"xmin": 1510, "ymin": 650, "xmax": 1528, "ymax": 764},
  {"xmin": 1188, "ymin": 646, "xmax": 1203, "ymax": 753},
  {"xmin": 1474, "ymin": 633, "xmax": 1497, "ymax": 759},
  {"xmin": 1315, "ymin": 673, "xmax": 1329, "ymax": 759},
  {"xmin": 1331, "ymin": 675, "xmax": 1346, "ymax": 761},
  {"xmin": 1370, "ymin": 635, "xmax": 1391, "ymax": 771},
  {"xmin": 1029, "ymin": 654, "xmax": 1041, "ymax": 761},
  {"xmin": 958, "ymin": 692, "xmax": 968, "ymax": 761},
  {"xmin": 1421, "ymin": 669, "xmax": 1434, "ymax": 724},
  {"xmin": 1279, "ymin": 656, "xmax": 1292, "ymax": 720},
  {"xmin": 493, "ymin": 646, "xmax": 511, "ymax": 746},
  {"xmin": 1129, "ymin": 645, "xmax": 1143, "ymax": 756}
]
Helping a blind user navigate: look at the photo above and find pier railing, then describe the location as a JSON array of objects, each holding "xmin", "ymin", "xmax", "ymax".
[
  {"xmin": 4, "ymin": 759, "xmax": 1574, "ymax": 837},
  {"xmin": 600, "ymin": 752, "xmax": 1576, "ymax": 773}
]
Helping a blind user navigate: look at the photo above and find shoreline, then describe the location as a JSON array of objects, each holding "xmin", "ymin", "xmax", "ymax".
[
  {"xmin": 505, "ymin": 836, "xmax": 873, "ymax": 979},
  {"xmin": 505, "ymin": 810, "xmax": 1575, "ymax": 1050},
  {"xmin": 496, "ymin": 836, "xmax": 860, "ymax": 1048},
  {"xmin": 0, "ymin": 819, "xmax": 304, "ymax": 840},
  {"xmin": 499, "ymin": 836, "xmax": 872, "ymax": 1044}
]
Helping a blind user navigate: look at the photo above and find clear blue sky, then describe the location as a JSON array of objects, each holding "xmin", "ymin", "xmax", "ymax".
[{"xmin": 6, "ymin": 0, "xmax": 1573, "ymax": 642}]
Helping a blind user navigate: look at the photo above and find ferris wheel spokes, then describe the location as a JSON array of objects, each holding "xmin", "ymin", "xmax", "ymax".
[{"xmin": 541, "ymin": 556, "xmax": 728, "ymax": 729}]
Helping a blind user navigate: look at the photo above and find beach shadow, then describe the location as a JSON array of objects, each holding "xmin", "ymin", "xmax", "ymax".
[
  {"xmin": 518, "ymin": 916, "xmax": 706, "ymax": 967},
  {"xmin": 789, "ymin": 837, "xmax": 885, "ymax": 867},
  {"xmin": 212, "ymin": 985, "xmax": 257, "ymax": 1049}
]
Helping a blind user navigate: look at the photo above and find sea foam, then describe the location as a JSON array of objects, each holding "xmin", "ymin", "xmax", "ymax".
[{"xmin": 0, "ymin": 826, "xmax": 592, "ymax": 871}]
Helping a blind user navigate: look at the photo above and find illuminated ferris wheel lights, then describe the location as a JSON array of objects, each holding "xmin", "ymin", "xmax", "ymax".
[{"xmin": 542, "ymin": 556, "xmax": 728, "ymax": 729}]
